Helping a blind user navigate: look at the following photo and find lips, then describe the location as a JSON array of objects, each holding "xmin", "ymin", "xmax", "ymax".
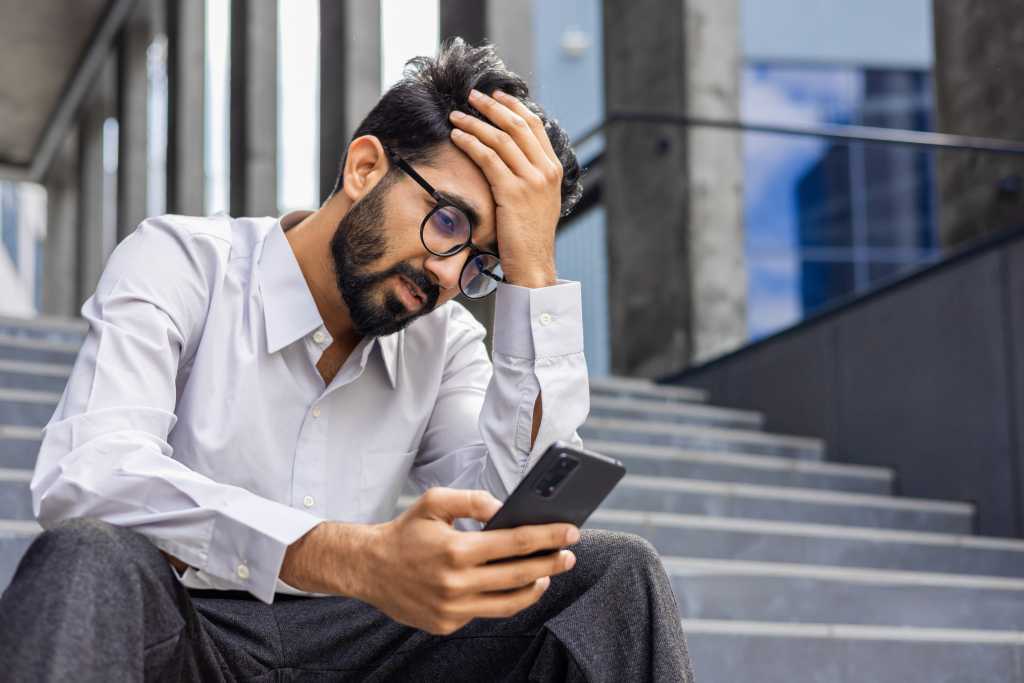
[{"xmin": 399, "ymin": 275, "xmax": 425, "ymax": 309}]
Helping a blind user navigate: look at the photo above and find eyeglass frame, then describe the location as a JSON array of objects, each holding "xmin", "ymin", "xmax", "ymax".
[{"xmin": 384, "ymin": 146, "xmax": 505, "ymax": 299}]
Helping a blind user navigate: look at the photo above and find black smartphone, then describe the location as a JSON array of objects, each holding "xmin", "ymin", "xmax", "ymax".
[{"xmin": 483, "ymin": 441, "xmax": 626, "ymax": 534}]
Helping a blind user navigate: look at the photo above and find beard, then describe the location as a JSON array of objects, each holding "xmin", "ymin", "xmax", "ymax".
[{"xmin": 329, "ymin": 180, "xmax": 441, "ymax": 338}]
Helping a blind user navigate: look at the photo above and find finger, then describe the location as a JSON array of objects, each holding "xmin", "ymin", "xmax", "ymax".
[
  {"xmin": 463, "ymin": 522, "xmax": 580, "ymax": 565},
  {"xmin": 469, "ymin": 88, "xmax": 549, "ymax": 169},
  {"xmin": 467, "ymin": 550, "xmax": 576, "ymax": 593},
  {"xmin": 450, "ymin": 576, "xmax": 551, "ymax": 620},
  {"xmin": 415, "ymin": 488, "xmax": 502, "ymax": 525},
  {"xmin": 449, "ymin": 128, "xmax": 518, "ymax": 193},
  {"xmin": 492, "ymin": 90, "xmax": 559, "ymax": 165},
  {"xmin": 450, "ymin": 108, "xmax": 535, "ymax": 179}
]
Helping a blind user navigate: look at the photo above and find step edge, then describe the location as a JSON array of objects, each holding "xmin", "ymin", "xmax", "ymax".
[
  {"xmin": 585, "ymin": 440, "xmax": 890, "ymax": 479},
  {"xmin": 661, "ymin": 556, "xmax": 1024, "ymax": 591},
  {"xmin": 589, "ymin": 509, "xmax": 1024, "ymax": 551},
  {"xmin": 585, "ymin": 417, "xmax": 824, "ymax": 450},
  {"xmin": 680, "ymin": 618, "xmax": 1024, "ymax": 644},
  {"xmin": 621, "ymin": 474, "xmax": 972, "ymax": 514}
]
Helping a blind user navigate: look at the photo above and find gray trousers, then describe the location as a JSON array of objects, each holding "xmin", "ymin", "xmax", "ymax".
[{"xmin": 0, "ymin": 518, "xmax": 695, "ymax": 682}]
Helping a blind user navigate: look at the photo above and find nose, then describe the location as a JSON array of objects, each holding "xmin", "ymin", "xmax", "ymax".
[{"xmin": 424, "ymin": 251, "xmax": 470, "ymax": 294}]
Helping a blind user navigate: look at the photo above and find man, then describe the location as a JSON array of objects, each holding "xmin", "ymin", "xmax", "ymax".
[{"xmin": 1, "ymin": 40, "xmax": 694, "ymax": 681}]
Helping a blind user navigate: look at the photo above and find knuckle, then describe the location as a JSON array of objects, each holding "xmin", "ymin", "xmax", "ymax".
[
  {"xmin": 545, "ymin": 163, "xmax": 563, "ymax": 182},
  {"xmin": 495, "ymin": 130, "xmax": 513, "ymax": 147},
  {"xmin": 513, "ymin": 529, "xmax": 533, "ymax": 555},
  {"xmin": 511, "ymin": 115, "xmax": 529, "ymax": 129}
]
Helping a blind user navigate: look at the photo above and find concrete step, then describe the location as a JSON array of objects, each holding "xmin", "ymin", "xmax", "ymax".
[
  {"xmin": 0, "ymin": 425, "xmax": 43, "ymax": 469},
  {"xmin": 0, "ymin": 388, "xmax": 60, "ymax": 427},
  {"xmin": 0, "ymin": 470, "xmax": 33, "ymax": 520},
  {"xmin": 0, "ymin": 314, "xmax": 85, "ymax": 345},
  {"xmin": 582, "ymin": 417, "xmax": 825, "ymax": 460},
  {"xmin": 588, "ymin": 376, "xmax": 706, "ymax": 404},
  {"xmin": 588, "ymin": 509, "xmax": 1024, "ymax": 578},
  {"xmin": 0, "ymin": 334, "xmax": 80, "ymax": 365},
  {"xmin": 588, "ymin": 440, "xmax": 894, "ymax": 495},
  {"xmin": 0, "ymin": 519, "xmax": 42, "ymax": 591},
  {"xmin": 665, "ymin": 557, "xmax": 1024, "ymax": 631},
  {"xmin": 0, "ymin": 359, "xmax": 71, "ymax": 393},
  {"xmin": 684, "ymin": 619, "xmax": 1024, "ymax": 683},
  {"xmin": 588, "ymin": 395, "xmax": 764, "ymax": 430},
  {"xmin": 609, "ymin": 475, "xmax": 972, "ymax": 533}
]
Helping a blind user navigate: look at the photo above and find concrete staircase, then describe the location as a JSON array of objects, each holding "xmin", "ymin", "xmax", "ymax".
[{"xmin": 2, "ymin": 315, "xmax": 1023, "ymax": 682}]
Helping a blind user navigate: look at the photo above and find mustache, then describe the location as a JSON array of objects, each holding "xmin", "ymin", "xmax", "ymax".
[{"xmin": 356, "ymin": 260, "xmax": 441, "ymax": 312}]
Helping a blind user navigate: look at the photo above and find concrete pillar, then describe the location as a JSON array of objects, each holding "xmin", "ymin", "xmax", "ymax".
[
  {"xmin": 683, "ymin": 0, "xmax": 746, "ymax": 363},
  {"xmin": 230, "ymin": 0, "xmax": 278, "ymax": 217},
  {"xmin": 932, "ymin": 2, "xmax": 1024, "ymax": 247},
  {"xmin": 319, "ymin": 0, "xmax": 381, "ymax": 204},
  {"xmin": 43, "ymin": 129, "xmax": 81, "ymax": 318},
  {"xmin": 603, "ymin": 0, "xmax": 691, "ymax": 378},
  {"xmin": 440, "ymin": 0, "xmax": 485, "ymax": 45},
  {"xmin": 602, "ymin": 0, "xmax": 745, "ymax": 376},
  {"xmin": 166, "ymin": 0, "xmax": 205, "ymax": 215},
  {"xmin": 77, "ymin": 58, "xmax": 116, "ymax": 304},
  {"xmin": 117, "ymin": 0, "xmax": 152, "ymax": 240}
]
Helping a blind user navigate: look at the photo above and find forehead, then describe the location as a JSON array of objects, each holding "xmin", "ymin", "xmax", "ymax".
[{"xmin": 407, "ymin": 143, "xmax": 496, "ymax": 235}]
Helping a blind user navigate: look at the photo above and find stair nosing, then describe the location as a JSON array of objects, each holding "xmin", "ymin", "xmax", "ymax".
[
  {"xmin": 590, "ymin": 509, "xmax": 1024, "ymax": 551},
  {"xmin": 0, "ymin": 334, "xmax": 80, "ymax": 353},
  {"xmin": 589, "ymin": 395, "xmax": 763, "ymax": 423},
  {"xmin": 0, "ymin": 387, "xmax": 63, "ymax": 404},
  {"xmin": 0, "ymin": 314, "xmax": 86, "ymax": 333},
  {"xmin": 621, "ymin": 474, "xmax": 971, "ymax": 514},
  {"xmin": 585, "ymin": 417, "xmax": 824, "ymax": 451},
  {"xmin": 586, "ymin": 439, "xmax": 893, "ymax": 480},
  {"xmin": 661, "ymin": 556, "xmax": 1024, "ymax": 591},
  {"xmin": 0, "ymin": 358, "xmax": 73, "ymax": 377},
  {"xmin": 589, "ymin": 376, "xmax": 706, "ymax": 400},
  {"xmin": 680, "ymin": 618, "xmax": 1024, "ymax": 644}
]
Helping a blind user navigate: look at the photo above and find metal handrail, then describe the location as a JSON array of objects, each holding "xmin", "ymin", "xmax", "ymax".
[{"xmin": 573, "ymin": 113, "xmax": 1024, "ymax": 155}]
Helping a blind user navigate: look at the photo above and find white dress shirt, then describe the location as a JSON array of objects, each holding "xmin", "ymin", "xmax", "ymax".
[{"xmin": 30, "ymin": 212, "xmax": 589, "ymax": 603}]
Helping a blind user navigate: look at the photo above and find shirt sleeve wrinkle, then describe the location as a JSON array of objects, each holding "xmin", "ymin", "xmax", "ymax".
[
  {"xmin": 410, "ymin": 282, "xmax": 590, "ymax": 506},
  {"xmin": 31, "ymin": 216, "xmax": 319, "ymax": 604}
]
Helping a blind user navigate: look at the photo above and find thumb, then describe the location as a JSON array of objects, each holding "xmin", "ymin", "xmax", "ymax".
[{"xmin": 416, "ymin": 488, "xmax": 503, "ymax": 525}]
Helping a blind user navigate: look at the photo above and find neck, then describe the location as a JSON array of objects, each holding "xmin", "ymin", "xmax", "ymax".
[{"xmin": 285, "ymin": 194, "xmax": 362, "ymax": 349}]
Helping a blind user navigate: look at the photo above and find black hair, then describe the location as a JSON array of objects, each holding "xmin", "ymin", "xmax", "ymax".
[{"xmin": 331, "ymin": 38, "xmax": 582, "ymax": 218}]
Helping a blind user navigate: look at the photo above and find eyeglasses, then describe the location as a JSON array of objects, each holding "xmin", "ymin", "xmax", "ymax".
[{"xmin": 385, "ymin": 147, "xmax": 505, "ymax": 299}]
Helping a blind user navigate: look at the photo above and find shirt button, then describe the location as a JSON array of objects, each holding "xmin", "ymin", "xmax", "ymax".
[
  {"xmin": 539, "ymin": 313, "xmax": 553, "ymax": 326},
  {"xmin": 236, "ymin": 563, "xmax": 250, "ymax": 580},
  {"xmin": 312, "ymin": 405, "xmax": 322, "ymax": 418},
  {"xmin": 303, "ymin": 495, "xmax": 315, "ymax": 508},
  {"xmin": 312, "ymin": 330, "xmax": 327, "ymax": 344}
]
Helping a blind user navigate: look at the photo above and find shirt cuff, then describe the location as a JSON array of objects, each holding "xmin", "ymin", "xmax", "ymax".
[
  {"xmin": 492, "ymin": 280, "xmax": 584, "ymax": 359},
  {"xmin": 204, "ymin": 497, "xmax": 323, "ymax": 603}
]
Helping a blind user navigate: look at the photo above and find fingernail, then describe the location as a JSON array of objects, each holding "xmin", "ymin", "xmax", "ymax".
[
  {"xmin": 469, "ymin": 88, "xmax": 482, "ymax": 100},
  {"xmin": 450, "ymin": 128, "xmax": 465, "ymax": 138},
  {"xmin": 539, "ymin": 576, "xmax": 551, "ymax": 590},
  {"xmin": 566, "ymin": 527, "xmax": 580, "ymax": 544},
  {"xmin": 563, "ymin": 551, "xmax": 576, "ymax": 570},
  {"xmin": 492, "ymin": 89, "xmax": 506, "ymax": 98},
  {"xmin": 449, "ymin": 109, "xmax": 466, "ymax": 120}
]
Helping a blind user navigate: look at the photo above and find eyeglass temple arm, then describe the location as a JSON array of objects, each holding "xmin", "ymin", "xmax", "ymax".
[{"xmin": 385, "ymin": 147, "xmax": 440, "ymax": 200}]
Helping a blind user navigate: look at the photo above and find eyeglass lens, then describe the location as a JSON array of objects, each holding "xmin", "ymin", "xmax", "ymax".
[
  {"xmin": 423, "ymin": 205, "xmax": 472, "ymax": 256},
  {"xmin": 461, "ymin": 252, "xmax": 503, "ymax": 299}
]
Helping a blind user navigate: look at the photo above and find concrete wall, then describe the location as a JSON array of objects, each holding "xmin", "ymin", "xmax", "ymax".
[{"xmin": 669, "ymin": 228, "xmax": 1024, "ymax": 539}]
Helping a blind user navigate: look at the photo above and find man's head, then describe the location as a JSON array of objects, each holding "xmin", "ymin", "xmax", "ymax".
[{"xmin": 327, "ymin": 38, "xmax": 581, "ymax": 338}]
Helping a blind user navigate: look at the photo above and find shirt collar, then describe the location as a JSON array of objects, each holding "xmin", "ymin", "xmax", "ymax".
[
  {"xmin": 257, "ymin": 211, "xmax": 401, "ymax": 389},
  {"xmin": 258, "ymin": 213, "xmax": 325, "ymax": 355}
]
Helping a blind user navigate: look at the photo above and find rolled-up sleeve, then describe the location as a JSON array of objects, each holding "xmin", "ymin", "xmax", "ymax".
[
  {"xmin": 410, "ymin": 280, "xmax": 590, "ymax": 504},
  {"xmin": 30, "ymin": 217, "xmax": 321, "ymax": 604}
]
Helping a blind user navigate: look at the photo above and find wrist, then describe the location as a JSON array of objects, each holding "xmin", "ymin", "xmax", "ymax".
[
  {"xmin": 280, "ymin": 521, "xmax": 382, "ymax": 598},
  {"xmin": 501, "ymin": 261, "xmax": 557, "ymax": 289}
]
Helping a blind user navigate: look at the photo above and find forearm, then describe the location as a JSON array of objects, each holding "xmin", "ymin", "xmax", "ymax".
[{"xmin": 278, "ymin": 521, "xmax": 379, "ymax": 598}]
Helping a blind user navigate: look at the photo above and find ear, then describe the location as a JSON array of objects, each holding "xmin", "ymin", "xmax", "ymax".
[{"xmin": 341, "ymin": 135, "xmax": 389, "ymax": 203}]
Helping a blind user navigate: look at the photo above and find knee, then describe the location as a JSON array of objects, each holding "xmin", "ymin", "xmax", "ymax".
[
  {"xmin": 574, "ymin": 529, "xmax": 665, "ymax": 579},
  {"xmin": 33, "ymin": 518, "xmax": 164, "ymax": 574}
]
